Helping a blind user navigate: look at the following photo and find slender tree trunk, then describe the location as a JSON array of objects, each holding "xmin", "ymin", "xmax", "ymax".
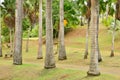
[
  {"xmin": 110, "ymin": 19, "xmax": 116, "ymax": 57},
  {"xmin": 0, "ymin": 7, "xmax": 2, "ymax": 57},
  {"xmin": 25, "ymin": 26, "xmax": 30, "ymax": 52},
  {"xmin": 84, "ymin": 19, "xmax": 90, "ymax": 59},
  {"xmin": 13, "ymin": 0, "xmax": 23, "ymax": 65},
  {"xmin": 44, "ymin": 0, "xmax": 56, "ymax": 69},
  {"xmin": 106, "ymin": 4, "xmax": 109, "ymax": 20},
  {"xmin": 10, "ymin": 28, "xmax": 13, "ymax": 53},
  {"xmin": 97, "ymin": 15, "xmax": 102, "ymax": 62},
  {"xmin": 87, "ymin": 0, "xmax": 100, "ymax": 76},
  {"xmin": 58, "ymin": 0, "xmax": 67, "ymax": 60},
  {"xmin": 37, "ymin": 0, "xmax": 43, "ymax": 59}
]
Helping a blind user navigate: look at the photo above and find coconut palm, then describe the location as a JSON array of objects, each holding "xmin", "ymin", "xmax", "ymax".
[
  {"xmin": 13, "ymin": 0, "xmax": 23, "ymax": 65},
  {"xmin": 37, "ymin": 0, "xmax": 43, "ymax": 59},
  {"xmin": 110, "ymin": 0, "xmax": 120, "ymax": 57},
  {"xmin": 84, "ymin": 0, "xmax": 91, "ymax": 59},
  {"xmin": 58, "ymin": 0, "xmax": 67, "ymax": 60},
  {"xmin": 87, "ymin": 0, "xmax": 100, "ymax": 76},
  {"xmin": 44, "ymin": 0, "xmax": 56, "ymax": 69}
]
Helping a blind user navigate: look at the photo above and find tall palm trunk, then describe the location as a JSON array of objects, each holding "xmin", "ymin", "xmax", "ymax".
[
  {"xmin": 110, "ymin": 19, "xmax": 116, "ymax": 57},
  {"xmin": 84, "ymin": 19, "xmax": 90, "ymax": 59},
  {"xmin": 58, "ymin": 0, "xmax": 67, "ymax": 60},
  {"xmin": 97, "ymin": 25, "xmax": 102, "ymax": 62},
  {"xmin": 13, "ymin": 0, "xmax": 23, "ymax": 65},
  {"xmin": 44, "ymin": 0, "xmax": 56, "ymax": 69},
  {"xmin": 0, "ymin": 7, "xmax": 2, "ymax": 57},
  {"xmin": 25, "ymin": 27, "xmax": 30, "ymax": 52},
  {"xmin": 10, "ymin": 28, "xmax": 13, "ymax": 53},
  {"xmin": 87, "ymin": 0, "xmax": 100, "ymax": 76},
  {"xmin": 37, "ymin": 0, "xmax": 43, "ymax": 59}
]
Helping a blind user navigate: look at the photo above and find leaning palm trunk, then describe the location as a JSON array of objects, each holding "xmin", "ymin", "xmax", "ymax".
[
  {"xmin": 87, "ymin": 0, "xmax": 100, "ymax": 76},
  {"xmin": 37, "ymin": 0, "xmax": 43, "ymax": 59},
  {"xmin": 13, "ymin": 0, "xmax": 23, "ymax": 65},
  {"xmin": 58, "ymin": 0, "xmax": 67, "ymax": 60},
  {"xmin": 44, "ymin": 0, "xmax": 56, "ymax": 69},
  {"xmin": 84, "ymin": 19, "xmax": 90, "ymax": 59},
  {"xmin": 0, "ymin": 7, "xmax": 2, "ymax": 57},
  {"xmin": 110, "ymin": 19, "xmax": 116, "ymax": 57}
]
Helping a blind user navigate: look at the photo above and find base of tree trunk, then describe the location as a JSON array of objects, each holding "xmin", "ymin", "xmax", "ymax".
[
  {"xmin": 0, "ymin": 55, "xmax": 2, "ymax": 57},
  {"xmin": 110, "ymin": 51, "xmax": 114, "ymax": 57},
  {"xmin": 58, "ymin": 56, "xmax": 67, "ymax": 60},
  {"xmin": 37, "ymin": 57, "xmax": 43, "ymax": 59},
  {"xmin": 87, "ymin": 71, "xmax": 100, "ymax": 76},
  {"xmin": 13, "ymin": 63, "xmax": 22, "ymax": 65},
  {"xmin": 98, "ymin": 58, "xmax": 102, "ymax": 62},
  {"xmin": 84, "ymin": 51, "xmax": 88, "ymax": 59},
  {"xmin": 13, "ymin": 60, "xmax": 22, "ymax": 65},
  {"xmin": 44, "ymin": 65, "xmax": 56, "ymax": 69}
]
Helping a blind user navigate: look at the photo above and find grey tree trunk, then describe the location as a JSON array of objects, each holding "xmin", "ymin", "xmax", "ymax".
[
  {"xmin": 58, "ymin": 0, "xmax": 67, "ymax": 60},
  {"xmin": 110, "ymin": 19, "xmax": 116, "ymax": 57},
  {"xmin": 87, "ymin": 0, "xmax": 100, "ymax": 76},
  {"xmin": 44, "ymin": 0, "xmax": 56, "ymax": 69},
  {"xmin": 10, "ymin": 28, "xmax": 13, "ymax": 53},
  {"xmin": 25, "ymin": 26, "xmax": 31, "ymax": 52},
  {"xmin": 0, "ymin": 7, "xmax": 2, "ymax": 57},
  {"xmin": 97, "ymin": 15, "xmax": 102, "ymax": 62},
  {"xmin": 37, "ymin": 0, "xmax": 43, "ymax": 59},
  {"xmin": 84, "ymin": 20, "xmax": 90, "ymax": 59},
  {"xmin": 13, "ymin": 0, "xmax": 23, "ymax": 65}
]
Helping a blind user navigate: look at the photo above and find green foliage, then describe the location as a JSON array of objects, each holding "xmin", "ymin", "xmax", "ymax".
[
  {"xmin": 1, "ymin": 25, "xmax": 10, "ymax": 42},
  {"xmin": 102, "ymin": 16, "xmax": 114, "ymax": 27}
]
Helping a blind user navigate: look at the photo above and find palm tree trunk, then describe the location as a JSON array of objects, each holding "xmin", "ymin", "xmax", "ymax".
[
  {"xmin": 97, "ymin": 15, "xmax": 102, "ymax": 62},
  {"xmin": 37, "ymin": 0, "xmax": 43, "ymax": 59},
  {"xmin": 0, "ymin": 7, "xmax": 2, "ymax": 57},
  {"xmin": 26, "ymin": 26, "xmax": 30, "ymax": 52},
  {"xmin": 87, "ymin": 0, "xmax": 100, "ymax": 76},
  {"xmin": 13, "ymin": 0, "xmax": 23, "ymax": 65},
  {"xmin": 44, "ymin": 0, "xmax": 56, "ymax": 69},
  {"xmin": 84, "ymin": 19, "xmax": 90, "ymax": 59},
  {"xmin": 58, "ymin": 0, "xmax": 67, "ymax": 60},
  {"xmin": 110, "ymin": 19, "xmax": 116, "ymax": 57},
  {"xmin": 10, "ymin": 28, "xmax": 13, "ymax": 53}
]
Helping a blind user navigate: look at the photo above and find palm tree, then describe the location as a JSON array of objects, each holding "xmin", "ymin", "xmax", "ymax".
[
  {"xmin": 110, "ymin": 0, "xmax": 120, "ymax": 57},
  {"xmin": 87, "ymin": 0, "xmax": 100, "ymax": 76},
  {"xmin": 84, "ymin": 0, "xmax": 102, "ymax": 62},
  {"xmin": 37, "ymin": 0, "xmax": 43, "ymax": 59},
  {"xmin": 44, "ymin": 0, "xmax": 56, "ymax": 69},
  {"xmin": 58, "ymin": 0, "xmax": 67, "ymax": 60},
  {"xmin": 0, "ymin": 6, "xmax": 2, "ymax": 57},
  {"xmin": 13, "ymin": 0, "xmax": 23, "ymax": 65},
  {"xmin": 84, "ymin": 0, "xmax": 91, "ymax": 59}
]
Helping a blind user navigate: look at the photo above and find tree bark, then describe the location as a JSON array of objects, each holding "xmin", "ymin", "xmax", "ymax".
[
  {"xmin": 0, "ymin": 7, "xmax": 2, "ymax": 57},
  {"xmin": 37, "ymin": 0, "xmax": 43, "ymax": 59},
  {"xmin": 87, "ymin": 0, "xmax": 100, "ymax": 76},
  {"xmin": 110, "ymin": 19, "xmax": 116, "ymax": 57},
  {"xmin": 25, "ymin": 27, "xmax": 30, "ymax": 52},
  {"xmin": 58, "ymin": 0, "xmax": 67, "ymax": 60},
  {"xmin": 44, "ymin": 0, "xmax": 56, "ymax": 69},
  {"xmin": 13, "ymin": 0, "xmax": 23, "ymax": 65},
  {"xmin": 10, "ymin": 28, "xmax": 13, "ymax": 53},
  {"xmin": 84, "ymin": 19, "xmax": 90, "ymax": 59}
]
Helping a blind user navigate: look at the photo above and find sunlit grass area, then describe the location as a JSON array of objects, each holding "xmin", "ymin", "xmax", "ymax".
[{"xmin": 0, "ymin": 25, "xmax": 120, "ymax": 80}]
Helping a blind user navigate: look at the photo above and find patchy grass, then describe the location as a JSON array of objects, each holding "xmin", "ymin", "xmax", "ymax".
[{"xmin": 0, "ymin": 24, "xmax": 120, "ymax": 80}]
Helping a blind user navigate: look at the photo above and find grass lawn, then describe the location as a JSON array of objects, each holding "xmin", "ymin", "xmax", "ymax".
[{"xmin": 0, "ymin": 24, "xmax": 120, "ymax": 80}]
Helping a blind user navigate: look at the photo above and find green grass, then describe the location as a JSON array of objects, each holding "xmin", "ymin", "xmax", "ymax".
[{"xmin": 0, "ymin": 24, "xmax": 120, "ymax": 80}]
